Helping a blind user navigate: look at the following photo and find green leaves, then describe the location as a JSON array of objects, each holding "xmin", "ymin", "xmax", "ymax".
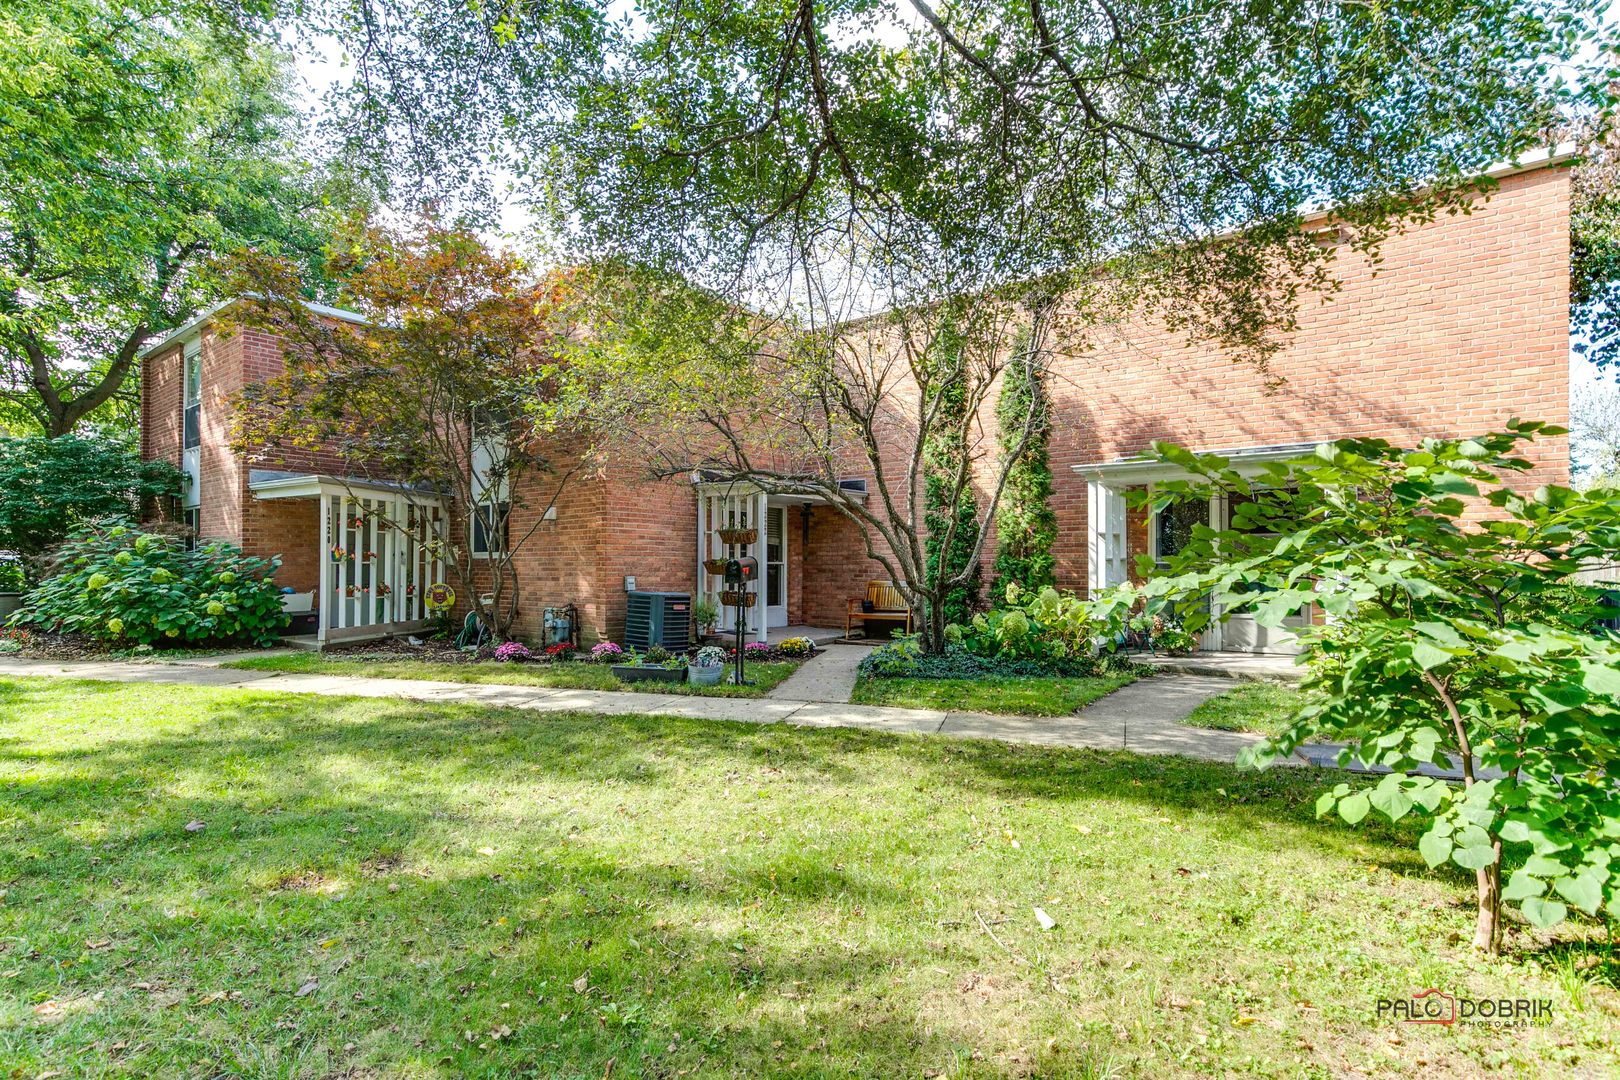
[
  {"xmin": 1368, "ymin": 775, "xmax": 1414, "ymax": 822},
  {"xmin": 1337, "ymin": 792, "xmax": 1371, "ymax": 825},
  {"xmin": 1132, "ymin": 427, "xmax": 1620, "ymax": 950},
  {"xmin": 1419, "ymin": 828, "xmax": 1453, "ymax": 869},
  {"xmin": 1521, "ymin": 896, "xmax": 1568, "ymax": 930},
  {"xmin": 11, "ymin": 519, "xmax": 287, "ymax": 647}
]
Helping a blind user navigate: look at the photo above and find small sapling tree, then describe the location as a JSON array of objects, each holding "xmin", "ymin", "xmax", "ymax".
[{"xmin": 1118, "ymin": 424, "xmax": 1620, "ymax": 954}]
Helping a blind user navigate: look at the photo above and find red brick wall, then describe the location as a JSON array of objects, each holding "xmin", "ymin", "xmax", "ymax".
[
  {"xmin": 140, "ymin": 344, "xmax": 183, "ymax": 468},
  {"xmin": 139, "ymin": 320, "xmax": 347, "ymax": 592},
  {"xmin": 138, "ymin": 165, "xmax": 1572, "ymax": 638},
  {"xmin": 1043, "ymin": 166, "xmax": 1571, "ymax": 594}
]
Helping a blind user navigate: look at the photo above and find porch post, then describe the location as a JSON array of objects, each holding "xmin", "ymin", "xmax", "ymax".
[
  {"xmin": 1204, "ymin": 493, "xmax": 1225, "ymax": 651},
  {"xmin": 754, "ymin": 489, "xmax": 768, "ymax": 644},
  {"xmin": 1086, "ymin": 481, "xmax": 1127, "ymax": 595},
  {"xmin": 695, "ymin": 489, "xmax": 706, "ymax": 616},
  {"xmin": 317, "ymin": 491, "xmax": 331, "ymax": 647}
]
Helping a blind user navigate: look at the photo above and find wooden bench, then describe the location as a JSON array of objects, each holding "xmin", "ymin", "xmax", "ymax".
[{"xmin": 845, "ymin": 580, "xmax": 913, "ymax": 640}]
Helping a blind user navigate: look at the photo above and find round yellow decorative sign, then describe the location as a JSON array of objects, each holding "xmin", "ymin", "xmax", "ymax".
[{"xmin": 424, "ymin": 583, "xmax": 456, "ymax": 611}]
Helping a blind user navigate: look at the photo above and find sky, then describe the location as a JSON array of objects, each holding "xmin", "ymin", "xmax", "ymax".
[{"xmin": 288, "ymin": 20, "xmax": 1611, "ymax": 390}]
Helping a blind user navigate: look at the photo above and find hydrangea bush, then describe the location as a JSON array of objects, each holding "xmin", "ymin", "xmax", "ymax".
[{"xmin": 11, "ymin": 519, "xmax": 287, "ymax": 647}]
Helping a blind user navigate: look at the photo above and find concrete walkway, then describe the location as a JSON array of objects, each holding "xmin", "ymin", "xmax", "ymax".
[
  {"xmin": 767, "ymin": 643, "xmax": 866, "ymax": 703},
  {"xmin": 0, "ymin": 655, "xmax": 1281, "ymax": 764},
  {"xmin": 1134, "ymin": 651, "xmax": 1306, "ymax": 682}
]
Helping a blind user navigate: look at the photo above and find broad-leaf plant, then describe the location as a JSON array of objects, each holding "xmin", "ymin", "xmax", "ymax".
[{"xmin": 1115, "ymin": 423, "xmax": 1620, "ymax": 954}]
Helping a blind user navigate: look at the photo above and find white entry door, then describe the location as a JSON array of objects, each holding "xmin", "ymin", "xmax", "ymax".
[
  {"xmin": 1211, "ymin": 493, "xmax": 1311, "ymax": 654},
  {"xmin": 765, "ymin": 506, "xmax": 788, "ymax": 628}
]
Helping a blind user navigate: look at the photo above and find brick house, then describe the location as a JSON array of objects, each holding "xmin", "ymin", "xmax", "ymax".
[{"xmin": 138, "ymin": 151, "xmax": 1573, "ymax": 653}]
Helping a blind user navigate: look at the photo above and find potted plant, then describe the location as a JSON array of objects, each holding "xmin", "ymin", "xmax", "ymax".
[
  {"xmin": 692, "ymin": 595, "xmax": 720, "ymax": 639},
  {"xmin": 611, "ymin": 644, "xmax": 688, "ymax": 684},
  {"xmin": 718, "ymin": 589, "xmax": 756, "ymax": 608},
  {"xmin": 687, "ymin": 644, "xmax": 727, "ymax": 685},
  {"xmin": 702, "ymin": 558, "xmax": 730, "ymax": 575},
  {"xmin": 1150, "ymin": 615, "xmax": 1197, "ymax": 656},
  {"xmin": 716, "ymin": 527, "xmax": 756, "ymax": 546}
]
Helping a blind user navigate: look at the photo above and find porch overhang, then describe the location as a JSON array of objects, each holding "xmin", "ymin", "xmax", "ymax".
[
  {"xmin": 248, "ymin": 469, "xmax": 443, "ymax": 503},
  {"xmin": 1070, "ymin": 441, "xmax": 1325, "ymax": 488},
  {"xmin": 1072, "ymin": 440, "xmax": 1328, "ymax": 596},
  {"xmin": 690, "ymin": 475, "xmax": 867, "ymax": 505}
]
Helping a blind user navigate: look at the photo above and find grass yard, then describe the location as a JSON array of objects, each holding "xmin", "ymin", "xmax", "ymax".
[
  {"xmin": 225, "ymin": 651, "xmax": 801, "ymax": 697},
  {"xmin": 1182, "ymin": 681, "xmax": 1309, "ymax": 738},
  {"xmin": 2, "ymin": 681, "xmax": 1616, "ymax": 1078},
  {"xmin": 850, "ymin": 674, "xmax": 1136, "ymax": 716}
]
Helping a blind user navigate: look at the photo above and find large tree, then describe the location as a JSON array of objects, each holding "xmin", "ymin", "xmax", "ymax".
[
  {"xmin": 0, "ymin": 0, "xmax": 343, "ymax": 436},
  {"xmin": 223, "ymin": 219, "xmax": 583, "ymax": 641},
  {"xmin": 546, "ymin": 0, "xmax": 1598, "ymax": 650}
]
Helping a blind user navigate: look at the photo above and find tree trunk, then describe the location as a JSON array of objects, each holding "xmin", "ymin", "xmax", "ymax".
[
  {"xmin": 921, "ymin": 593, "xmax": 949, "ymax": 653},
  {"xmin": 1474, "ymin": 843, "xmax": 1503, "ymax": 954}
]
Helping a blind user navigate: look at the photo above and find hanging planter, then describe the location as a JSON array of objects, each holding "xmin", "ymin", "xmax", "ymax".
[
  {"xmin": 702, "ymin": 558, "xmax": 730, "ymax": 575},
  {"xmin": 717, "ymin": 528, "xmax": 757, "ymax": 546},
  {"xmin": 719, "ymin": 590, "xmax": 756, "ymax": 608},
  {"xmin": 329, "ymin": 546, "xmax": 348, "ymax": 563}
]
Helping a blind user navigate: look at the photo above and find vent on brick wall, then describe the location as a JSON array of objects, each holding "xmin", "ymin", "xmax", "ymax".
[{"xmin": 624, "ymin": 591, "xmax": 692, "ymax": 652}]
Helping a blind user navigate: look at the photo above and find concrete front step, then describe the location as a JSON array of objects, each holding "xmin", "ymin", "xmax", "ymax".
[{"xmin": 1133, "ymin": 652, "xmax": 1306, "ymax": 682}]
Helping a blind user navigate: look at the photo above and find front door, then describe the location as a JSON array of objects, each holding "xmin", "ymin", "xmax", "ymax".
[
  {"xmin": 1151, "ymin": 493, "xmax": 1311, "ymax": 654},
  {"xmin": 765, "ymin": 505, "xmax": 788, "ymax": 628},
  {"xmin": 1212, "ymin": 493, "xmax": 1311, "ymax": 654}
]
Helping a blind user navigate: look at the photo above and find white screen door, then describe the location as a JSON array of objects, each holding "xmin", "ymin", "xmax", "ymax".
[{"xmin": 765, "ymin": 506, "xmax": 788, "ymax": 627}]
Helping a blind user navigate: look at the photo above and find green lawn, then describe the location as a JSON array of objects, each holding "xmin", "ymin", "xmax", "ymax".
[
  {"xmin": 3, "ymin": 678, "xmax": 1613, "ymax": 1077},
  {"xmin": 226, "ymin": 651, "xmax": 800, "ymax": 697},
  {"xmin": 850, "ymin": 673, "xmax": 1135, "ymax": 716},
  {"xmin": 1182, "ymin": 681, "xmax": 1309, "ymax": 738}
]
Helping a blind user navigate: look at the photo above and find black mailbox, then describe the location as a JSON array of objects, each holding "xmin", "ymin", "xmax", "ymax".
[{"xmin": 723, "ymin": 557, "xmax": 758, "ymax": 585}]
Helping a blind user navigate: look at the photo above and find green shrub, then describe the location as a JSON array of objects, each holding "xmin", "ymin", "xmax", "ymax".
[
  {"xmin": 957, "ymin": 583, "xmax": 1118, "ymax": 664},
  {"xmin": 858, "ymin": 637, "xmax": 1110, "ymax": 680},
  {"xmin": 0, "ymin": 558, "xmax": 23, "ymax": 592},
  {"xmin": 10, "ymin": 520, "xmax": 288, "ymax": 647},
  {"xmin": 0, "ymin": 435, "xmax": 184, "ymax": 583}
]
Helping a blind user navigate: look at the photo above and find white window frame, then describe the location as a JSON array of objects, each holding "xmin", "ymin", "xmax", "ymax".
[
  {"xmin": 469, "ymin": 425, "xmax": 510, "ymax": 560},
  {"xmin": 181, "ymin": 340, "xmax": 202, "ymax": 509}
]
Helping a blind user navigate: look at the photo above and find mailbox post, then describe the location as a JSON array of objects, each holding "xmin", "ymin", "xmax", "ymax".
[{"xmin": 723, "ymin": 556, "xmax": 758, "ymax": 686}]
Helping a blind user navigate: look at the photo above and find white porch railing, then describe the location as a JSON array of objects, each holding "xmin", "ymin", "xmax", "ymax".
[
  {"xmin": 316, "ymin": 488, "xmax": 447, "ymax": 645},
  {"xmin": 695, "ymin": 484, "xmax": 768, "ymax": 644}
]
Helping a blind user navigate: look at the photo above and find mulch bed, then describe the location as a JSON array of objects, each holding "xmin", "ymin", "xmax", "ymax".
[
  {"xmin": 322, "ymin": 636, "xmax": 476, "ymax": 663},
  {"xmin": 325, "ymin": 636, "xmax": 822, "ymax": 665},
  {"xmin": 2, "ymin": 630, "xmax": 239, "ymax": 663}
]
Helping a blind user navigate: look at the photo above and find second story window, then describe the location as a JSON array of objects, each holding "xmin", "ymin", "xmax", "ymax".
[
  {"xmin": 182, "ymin": 343, "xmax": 201, "ymax": 450},
  {"xmin": 469, "ymin": 419, "xmax": 510, "ymax": 558}
]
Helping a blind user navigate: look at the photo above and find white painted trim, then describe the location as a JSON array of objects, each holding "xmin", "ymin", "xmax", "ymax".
[
  {"xmin": 1072, "ymin": 443, "xmax": 1331, "ymax": 486},
  {"xmin": 765, "ymin": 505, "xmax": 789, "ymax": 629},
  {"xmin": 136, "ymin": 297, "xmax": 367, "ymax": 360},
  {"xmin": 1085, "ymin": 481, "xmax": 1128, "ymax": 595},
  {"xmin": 317, "ymin": 490, "xmax": 331, "ymax": 647}
]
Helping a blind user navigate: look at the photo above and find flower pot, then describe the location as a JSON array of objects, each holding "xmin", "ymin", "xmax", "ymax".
[
  {"xmin": 703, "ymin": 558, "xmax": 730, "ymax": 575},
  {"xmin": 687, "ymin": 663, "xmax": 724, "ymax": 686},
  {"xmin": 718, "ymin": 590, "xmax": 756, "ymax": 608},
  {"xmin": 611, "ymin": 664, "xmax": 688, "ymax": 684},
  {"xmin": 716, "ymin": 528, "xmax": 756, "ymax": 546}
]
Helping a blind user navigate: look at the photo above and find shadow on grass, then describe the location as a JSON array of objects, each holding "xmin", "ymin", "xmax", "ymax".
[{"xmin": 2, "ymin": 676, "xmax": 1590, "ymax": 1076}]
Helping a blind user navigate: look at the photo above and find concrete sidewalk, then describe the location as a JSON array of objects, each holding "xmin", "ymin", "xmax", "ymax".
[
  {"xmin": 767, "ymin": 643, "xmax": 867, "ymax": 703},
  {"xmin": 0, "ymin": 656, "xmax": 1283, "ymax": 766}
]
